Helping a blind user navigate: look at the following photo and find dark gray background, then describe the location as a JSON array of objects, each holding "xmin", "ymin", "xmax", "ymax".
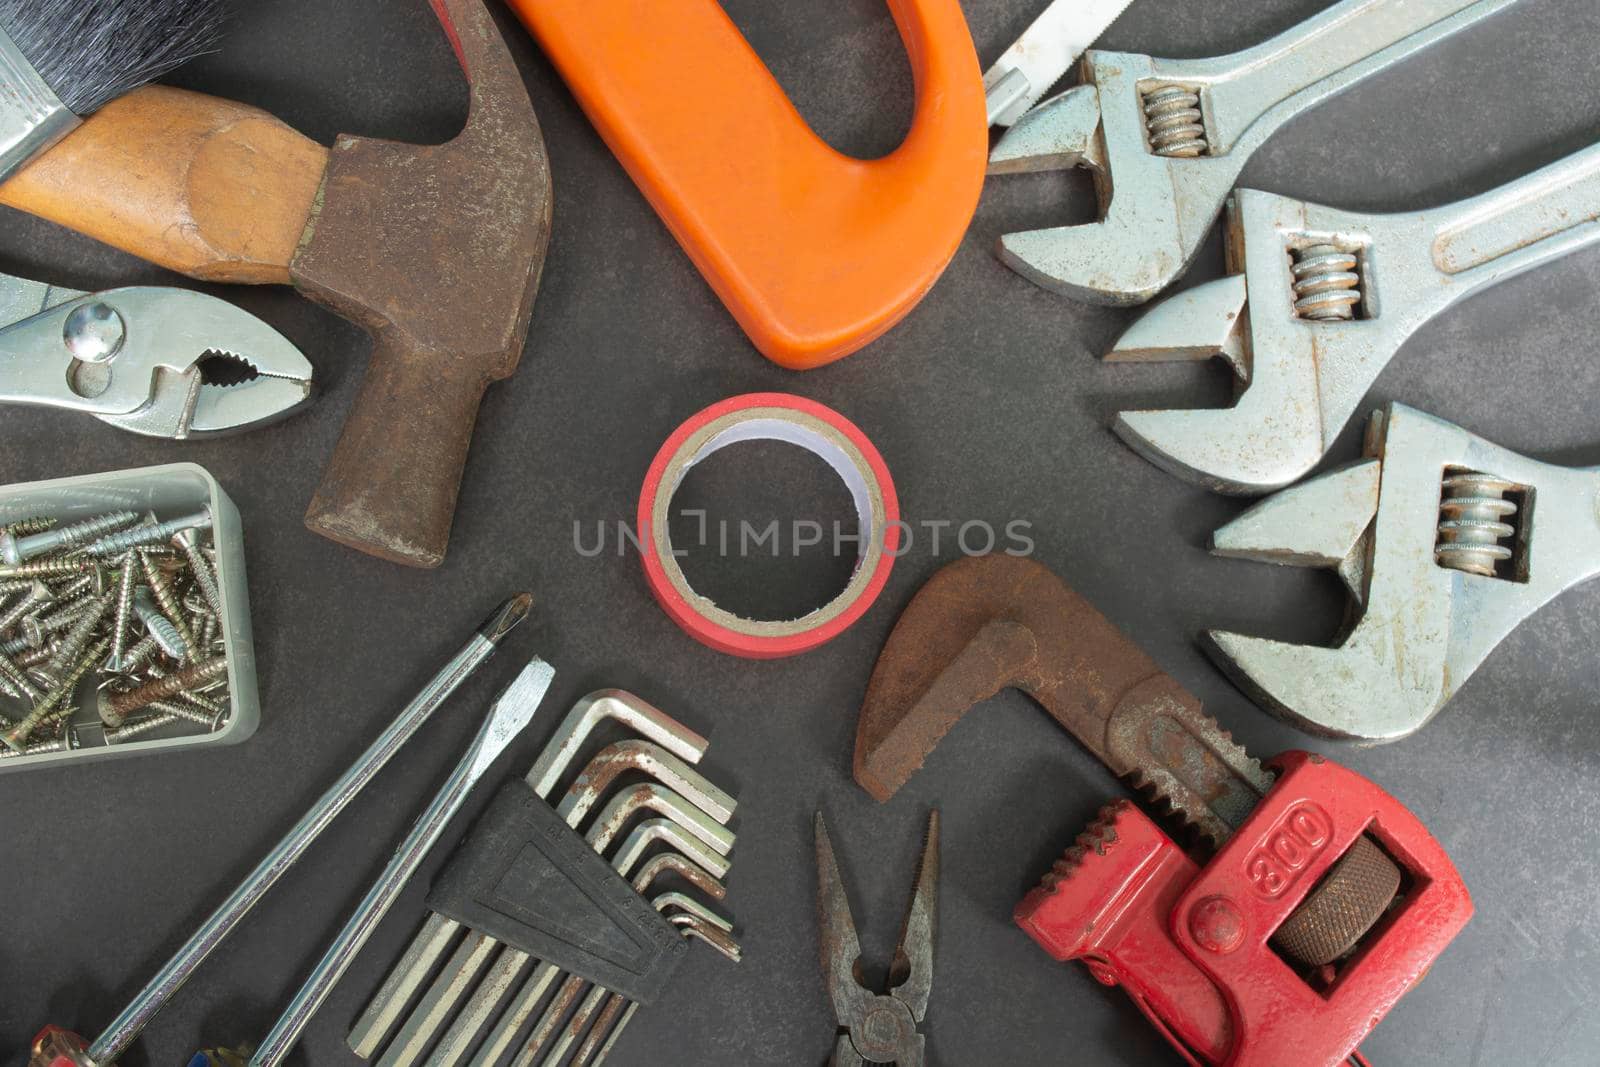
[{"xmin": 3, "ymin": 0, "xmax": 1598, "ymax": 1063}]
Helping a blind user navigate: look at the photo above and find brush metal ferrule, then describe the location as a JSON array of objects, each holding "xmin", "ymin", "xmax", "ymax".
[{"xmin": 0, "ymin": 26, "xmax": 78, "ymax": 182}]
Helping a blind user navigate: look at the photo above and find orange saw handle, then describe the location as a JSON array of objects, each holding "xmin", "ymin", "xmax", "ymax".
[{"xmin": 508, "ymin": 0, "xmax": 988, "ymax": 370}]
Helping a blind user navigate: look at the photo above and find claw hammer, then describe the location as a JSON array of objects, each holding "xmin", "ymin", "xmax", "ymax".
[{"xmin": 0, "ymin": 0, "xmax": 554, "ymax": 569}]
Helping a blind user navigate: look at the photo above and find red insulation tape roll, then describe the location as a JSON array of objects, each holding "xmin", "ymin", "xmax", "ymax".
[{"xmin": 638, "ymin": 393, "xmax": 899, "ymax": 658}]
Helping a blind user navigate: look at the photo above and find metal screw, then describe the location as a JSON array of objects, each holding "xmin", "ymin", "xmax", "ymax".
[
  {"xmin": 142, "ymin": 699, "xmax": 219, "ymax": 730},
  {"xmin": 0, "ymin": 510, "xmax": 140, "ymax": 564},
  {"xmin": 108, "ymin": 555, "xmax": 140, "ymax": 671},
  {"xmin": 25, "ymin": 595, "xmax": 103, "ymax": 647},
  {"xmin": 2, "ymin": 637, "xmax": 108, "ymax": 751},
  {"xmin": 112, "ymin": 635, "xmax": 161, "ymax": 676},
  {"xmin": 0, "ymin": 648, "xmax": 46, "ymax": 704},
  {"xmin": 173, "ymin": 528, "xmax": 224, "ymax": 618},
  {"xmin": 0, "ymin": 582, "xmax": 54, "ymax": 634},
  {"xmin": 45, "ymin": 594, "xmax": 111, "ymax": 681},
  {"xmin": 176, "ymin": 689, "xmax": 227, "ymax": 721},
  {"xmin": 106, "ymin": 709, "xmax": 181, "ymax": 745},
  {"xmin": 139, "ymin": 551, "xmax": 198, "ymax": 660},
  {"xmin": 105, "ymin": 656, "xmax": 228, "ymax": 719},
  {"xmin": 0, "ymin": 732, "xmax": 79, "ymax": 759},
  {"xmin": 195, "ymin": 611, "xmax": 218, "ymax": 654},
  {"xmin": 16, "ymin": 646, "xmax": 51, "ymax": 669},
  {"xmin": 82, "ymin": 511, "xmax": 212, "ymax": 558},
  {"xmin": 132, "ymin": 588, "xmax": 188, "ymax": 662},
  {"xmin": 1, "ymin": 516, "xmax": 58, "ymax": 538},
  {"xmin": 0, "ymin": 557, "xmax": 100, "ymax": 581},
  {"xmin": 0, "ymin": 578, "xmax": 47, "ymax": 596}
]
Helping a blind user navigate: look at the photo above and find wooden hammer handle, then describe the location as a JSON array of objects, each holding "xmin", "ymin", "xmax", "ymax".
[{"xmin": 0, "ymin": 85, "xmax": 328, "ymax": 285}]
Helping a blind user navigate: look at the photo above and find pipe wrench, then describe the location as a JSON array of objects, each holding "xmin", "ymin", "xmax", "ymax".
[
  {"xmin": 1206, "ymin": 403, "xmax": 1600, "ymax": 742},
  {"xmin": 988, "ymin": 0, "xmax": 1519, "ymax": 306},
  {"xmin": 0, "ymin": 271, "xmax": 312, "ymax": 438},
  {"xmin": 1109, "ymin": 141, "xmax": 1600, "ymax": 493}
]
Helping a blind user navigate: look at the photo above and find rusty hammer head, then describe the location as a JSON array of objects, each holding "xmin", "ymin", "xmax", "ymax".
[
  {"xmin": 855, "ymin": 555, "xmax": 1270, "ymax": 848},
  {"xmin": 293, "ymin": 0, "xmax": 552, "ymax": 566}
]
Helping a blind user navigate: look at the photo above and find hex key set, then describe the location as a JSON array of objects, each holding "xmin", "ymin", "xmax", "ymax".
[{"xmin": 348, "ymin": 691, "xmax": 740, "ymax": 1066}]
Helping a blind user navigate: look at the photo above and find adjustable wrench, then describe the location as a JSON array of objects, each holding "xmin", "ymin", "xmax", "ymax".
[
  {"xmin": 989, "ymin": 0, "xmax": 1518, "ymax": 305},
  {"xmin": 1206, "ymin": 402, "xmax": 1600, "ymax": 742},
  {"xmin": 1109, "ymin": 142, "xmax": 1600, "ymax": 493}
]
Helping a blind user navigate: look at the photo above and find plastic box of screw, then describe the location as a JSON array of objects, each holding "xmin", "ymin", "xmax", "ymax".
[{"xmin": 0, "ymin": 463, "xmax": 258, "ymax": 772}]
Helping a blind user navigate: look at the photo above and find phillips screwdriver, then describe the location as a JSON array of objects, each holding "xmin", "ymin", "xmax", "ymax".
[{"xmin": 29, "ymin": 594, "xmax": 534, "ymax": 1067}]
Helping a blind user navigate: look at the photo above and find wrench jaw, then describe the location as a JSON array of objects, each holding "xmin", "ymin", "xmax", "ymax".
[
  {"xmin": 990, "ymin": 54, "xmax": 1245, "ymax": 306},
  {"xmin": 1201, "ymin": 455, "xmax": 1446, "ymax": 740},
  {"xmin": 1205, "ymin": 404, "xmax": 1600, "ymax": 741},
  {"xmin": 1107, "ymin": 187, "xmax": 1458, "ymax": 494},
  {"xmin": 1106, "ymin": 270, "xmax": 1325, "ymax": 493},
  {"xmin": 1209, "ymin": 461, "xmax": 1381, "ymax": 601},
  {"xmin": 1108, "ymin": 190, "xmax": 1381, "ymax": 494},
  {"xmin": 1202, "ymin": 630, "xmax": 1444, "ymax": 742},
  {"xmin": 1114, "ymin": 404, "xmax": 1328, "ymax": 498}
]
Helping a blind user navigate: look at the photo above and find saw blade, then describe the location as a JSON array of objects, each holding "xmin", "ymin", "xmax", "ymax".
[{"xmin": 985, "ymin": 0, "xmax": 1135, "ymax": 125}]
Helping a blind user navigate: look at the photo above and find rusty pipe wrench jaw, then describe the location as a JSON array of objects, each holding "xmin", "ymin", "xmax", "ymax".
[{"xmin": 1206, "ymin": 404, "xmax": 1600, "ymax": 741}]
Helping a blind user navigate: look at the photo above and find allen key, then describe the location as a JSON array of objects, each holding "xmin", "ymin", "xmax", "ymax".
[
  {"xmin": 349, "ymin": 692, "xmax": 714, "ymax": 1060},
  {"xmin": 539, "ymin": 896, "xmax": 741, "ymax": 1067},
  {"xmin": 349, "ymin": 690, "xmax": 738, "ymax": 1066},
  {"xmin": 573, "ymin": 913, "xmax": 743, "ymax": 1067}
]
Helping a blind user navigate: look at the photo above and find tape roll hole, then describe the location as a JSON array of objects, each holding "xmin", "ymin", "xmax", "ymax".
[{"xmin": 652, "ymin": 414, "xmax": 883, "ymax": 637}]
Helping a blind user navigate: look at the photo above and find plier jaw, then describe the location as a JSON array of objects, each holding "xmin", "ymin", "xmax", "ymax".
[
  {"xmin": 816, "ymin": 810, "xmax": 939, "ymax": 1066},
  {"xmin": 0, "ymin": 275, "xmax": 313, "ymax": 439}
]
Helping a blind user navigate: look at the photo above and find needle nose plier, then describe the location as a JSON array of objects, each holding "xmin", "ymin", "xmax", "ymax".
[{"xmin": 815, "ymin": 810, "xmax": 939, "ymax": 1066}]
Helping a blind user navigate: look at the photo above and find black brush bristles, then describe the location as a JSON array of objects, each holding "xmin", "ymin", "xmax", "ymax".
[{"xmin": 0, "ymin": 0, "xmax": 227, "ymax": 116}]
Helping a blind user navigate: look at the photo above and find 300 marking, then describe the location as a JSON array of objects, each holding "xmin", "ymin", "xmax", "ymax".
[{"xmin": 1244, "ymin": 803, "xmax": 1333, "ymax": 898}]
